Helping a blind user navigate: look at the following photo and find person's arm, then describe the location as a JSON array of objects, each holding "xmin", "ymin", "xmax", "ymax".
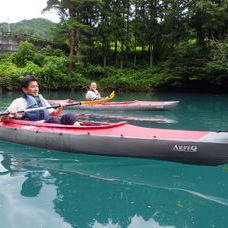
[
  {"xmin": 94, "ymin": 89, "xmax": 101, "ymax": 98},
  {"xmin": 44, "ymin": 99, "xmax": 64, "ymax": 117},
  {"xmin": 0, "ymin": 113, "xmax": 10, "ymax": 122},
  {"xmin": 0, "ymin": 99, "xmax": 26, "ymax": 122},
  {"xmin": 49, "ymin": 106, "xmax": 64, "ymax": 117}
]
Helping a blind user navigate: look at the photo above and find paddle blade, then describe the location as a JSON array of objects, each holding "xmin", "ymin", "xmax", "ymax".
[
  {"xmin": 81, "ymin": 91, "xmax": 115, "ymax": 105},
  {"xmin": 109, "ymin": 91, "xmax": 115, "ymax": 99}
]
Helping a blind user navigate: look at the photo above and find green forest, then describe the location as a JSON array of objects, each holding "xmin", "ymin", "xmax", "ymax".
[
  {"xmin": 1, "ymin": 0, "xmax": 228, "ymax": 92},
  {"xmin": 0, "ymin": 18, "xmax": 55, "ymax": 40}
]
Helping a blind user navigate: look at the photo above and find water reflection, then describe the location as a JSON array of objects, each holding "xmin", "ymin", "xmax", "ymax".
[
  {"xmin": 92, "ymin": 215, "xmax": 175, "ymax": 228},
  {"xmin": 20, "ymin": 171, "xmax": 43, "ymax": 197},
  {"xmin": 0, "ymin": 143, "xmax": 228, "ymax": 228},
  {"xmin": 0, "ymin": 154, "xmax": 12, "ymax": 175},
  {"xmin": 0, "ymin": 152, "xmax": 71, "ymax": 228}
]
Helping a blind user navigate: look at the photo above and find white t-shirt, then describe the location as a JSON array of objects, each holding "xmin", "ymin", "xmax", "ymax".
[
  {"xmin": 7, "ymin": 97, "xmax": 54, "ymax": 119},
  {"xmin": 85, "ymin": 91, "xmax": 103, "ymax": 101},
  {"xmin": 85, "ymin": 91, "xmax": 97, "ymax": 101}
]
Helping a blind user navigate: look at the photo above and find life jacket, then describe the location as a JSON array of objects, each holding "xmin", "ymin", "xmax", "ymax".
[{"xmin": 23, "ymin": 94, "xmax": 49, "ymax": 121}]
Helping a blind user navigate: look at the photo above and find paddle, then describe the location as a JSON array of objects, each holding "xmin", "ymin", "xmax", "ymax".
[{"xmin": 0, "ymin": 91, "xmax": 115, "ymax": 117}]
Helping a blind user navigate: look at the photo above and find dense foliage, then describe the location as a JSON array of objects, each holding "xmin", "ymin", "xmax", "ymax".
[
  {"xmin": 1, "ymin": 0, "xmax": 228, "ymax": 91},
  {"xmin": 0, "ymin": 42, "xmax": 88, "ymax": 90},
  {"xmin": 0, "ymin": 39, "xmax": 227, "ymax": 92}
]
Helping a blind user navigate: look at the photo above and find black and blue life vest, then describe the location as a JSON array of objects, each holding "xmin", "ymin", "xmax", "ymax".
[{"xmin": 23, "ymin": 94, "xmax": 49, "ymax": 121}]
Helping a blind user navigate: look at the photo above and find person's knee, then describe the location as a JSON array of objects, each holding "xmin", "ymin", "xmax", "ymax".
[
  {"xmin": 61, "ymin": 113, "xmax": 77, "ymax": 125},
  {"xmin": 45, "ymin": 116, "xmax": 61, "ymax": 124}
]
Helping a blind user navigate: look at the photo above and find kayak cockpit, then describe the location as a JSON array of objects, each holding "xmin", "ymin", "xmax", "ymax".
[{"xmin": 1, "ymin": 119, "xmax": 127, "ymax": 129}]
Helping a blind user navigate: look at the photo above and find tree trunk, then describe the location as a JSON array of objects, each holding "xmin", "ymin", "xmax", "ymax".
[
  {"xmin": 134, "ymin": 54, "xmax": 137, "ymax": 67},
  {"xmin": 103, "ymin": 41, "xmax": 107, "ymax": 68},
  {"xmin": 141, "ymin": 45, "xmax": 145, "ymax": 62},
  {"xmin": 115, "ymin": 40, "xmax": 118, "ymax": 66},
  {"xmin": 76, "ymin": 29, "xmax": 80, "ymax": 63},
  {"xmin": 120, "ymin": 59, "xmax": 123, "ymax": 69},
  {"xmin": 68, "ymin": 28, "xmax": 76, "ymax": 73},
  {"xmin": 120, "ymin": 42, "xmax": 124, "ymax": 69},
  {"xmin": 197, "ymin": 26, "xmax": 205, "ymax": 48},
  {"xmin": 149, "ymin": 44, "xmax": 153, "ymax": 67},
  {"xmin": 68, "ymin": 9, "xmax": 77, "ymax": 73},
  {"xmin": 103, "ymin": 55, "xmax": 107, "ymax": 68},
  {"xmin": 134, "ymin": 43, "xmax": 137, "ymax": 67}
]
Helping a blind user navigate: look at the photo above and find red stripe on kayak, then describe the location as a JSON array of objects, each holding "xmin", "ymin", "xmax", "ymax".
[
  {"xmin": 1, "ymin": 120, "xmax": 209, "ymax": 140},
  {"xmin": 2, "ymin": 119, "xmax": 126, "ymax": 129}
]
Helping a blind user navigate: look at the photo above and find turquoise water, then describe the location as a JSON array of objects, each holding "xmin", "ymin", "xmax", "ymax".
[{"xmin": 1, "ymin": 91, "xmax": 228, "ymax": 228}]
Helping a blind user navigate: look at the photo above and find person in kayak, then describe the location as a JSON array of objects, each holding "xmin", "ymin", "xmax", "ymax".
[
  {"xmin": 0, "ymin": 75, "xmax": 80, "ymax": 125},
  {"xmin": 85, "ymin": 82, "xmax": 104, "ymax": 101}
]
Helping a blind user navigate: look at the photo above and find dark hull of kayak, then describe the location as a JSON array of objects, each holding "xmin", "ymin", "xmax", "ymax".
[
  {"xmin": 0, "ymin": 120, "xmax": 228, "ymax": 166},
  {"xmin": 48, "ymin": 100, "xmax": 179, "ymax": 111},
  {"xmin": 71, "ymin": 101, "xmax": 179, "ymax": 111}
]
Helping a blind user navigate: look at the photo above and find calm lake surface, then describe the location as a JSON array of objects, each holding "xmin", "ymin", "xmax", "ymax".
[{"xmin": 0, "ymin": 91, "xmax": 228, "ymax": 228}]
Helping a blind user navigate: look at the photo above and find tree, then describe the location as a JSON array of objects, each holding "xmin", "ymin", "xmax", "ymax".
[{"xmin": 43, "ymin": 0, "xmax": 101, "ymax": 72}]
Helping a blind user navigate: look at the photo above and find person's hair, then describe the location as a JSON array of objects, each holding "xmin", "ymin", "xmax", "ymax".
[
  {"xmin": 90, "ymin": 82, "xmax": 97, "ymax": 87},
  {"xmin": 20, "ymin": 75, "xmax": 38, "ymax": 88}
]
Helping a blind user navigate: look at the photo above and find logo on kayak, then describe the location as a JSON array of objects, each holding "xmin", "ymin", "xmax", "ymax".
[{"xmin": 171, "ymin": 145, "xmax": 198, "ymax": 153}]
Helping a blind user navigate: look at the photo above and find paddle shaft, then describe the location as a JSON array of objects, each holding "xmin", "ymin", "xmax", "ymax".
[{"xmin": 0, "ymin": 102, "xmax": 82, "ymax": 117}]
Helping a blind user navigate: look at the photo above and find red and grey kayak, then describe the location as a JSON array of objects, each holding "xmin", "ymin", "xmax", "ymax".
[
  {"xmin": 0, "ymin": 119, "xmax": 228, "ymax": 166},
  {"xmin": 48, "ymin": 100, "xmax": 179, "ymax": 111}
]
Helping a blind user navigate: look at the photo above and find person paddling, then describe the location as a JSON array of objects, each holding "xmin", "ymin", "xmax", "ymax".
[
  {"xmin": 85, "ymin": 82, "xmax": 104, "ymax": 101},
  {"xmin": 1, "ymin": 75, "xmax": 80, "ymax": 125}
]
